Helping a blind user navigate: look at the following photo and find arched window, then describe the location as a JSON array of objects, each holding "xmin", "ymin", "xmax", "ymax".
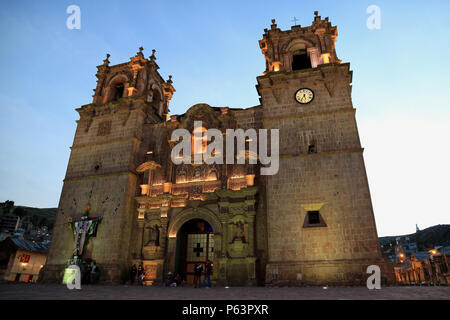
[
  {"xmin": 292, "ymin": 50, "xmax": 311, "ymax": 70},
  {"xmin": 113, "ymin": 83, "xmax": 125, "ymax": 101},
  {"xmin": 105, "ymin": 76, "xmax": 128, "ymax": 103},
  {"xmin": 285, "ymin": 40, "xmax": 313, "ymax": 71}
]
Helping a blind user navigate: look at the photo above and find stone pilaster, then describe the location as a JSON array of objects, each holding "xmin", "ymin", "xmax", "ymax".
[
  {"xmin": 246, "ymin": 212, "xmax": 256, "ymax": 257},
  {"xmin": 159, "ymin": 214, "xmax": 169, "ymax": 260},
  {"xmin": 136, "ymin": 218, "xmax": 145, "ymax": 260}
]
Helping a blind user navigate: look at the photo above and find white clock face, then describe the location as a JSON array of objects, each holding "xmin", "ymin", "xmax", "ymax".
[{"xmin": 295, "ymin": 88, "xmax": 314, "ymax": 104}]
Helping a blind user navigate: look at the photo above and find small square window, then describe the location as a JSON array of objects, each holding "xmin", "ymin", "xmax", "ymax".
[
  {"xmin": 303, "ymin": 210, "xmax": 327, "ymax": 228},
  {"xmin": 308, "ymin": 144, "xmax": 317, "ymax": 154},
  {"xmin": 308, "ymin": 211, "xmax": 320, "ymax": 224}
]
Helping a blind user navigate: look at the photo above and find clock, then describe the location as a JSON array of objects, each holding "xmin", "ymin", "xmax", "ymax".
[{"xmin": 295, "ymin": 88, "xmax": 314, "ymax": 104}]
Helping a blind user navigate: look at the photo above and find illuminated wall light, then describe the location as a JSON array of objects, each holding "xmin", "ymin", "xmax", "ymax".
[
  {"xmin": 246, "ymin": 174, "xmax": 256, "ymax": 187},
  {"xmin": 140, "ymin": 184, "xmax": 150, "ymax": 195},
  {"xmin": 271, "ymin": 61, "xmax": 282, "ymax": 72},
  {"xmin": 321, "ymin": 53, "xmax": 331, "ymax": 64},
  {"xmin": 163, "ymin": 182, "xmax": 173, "ymax": 193}
]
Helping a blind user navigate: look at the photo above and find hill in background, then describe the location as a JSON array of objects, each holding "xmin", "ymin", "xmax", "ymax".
[
  {"xmin": 379, "ymin": 224, "xmax": 450, "ymax": 250},
  {"xmin": 0, "ymin": 200, "xmax": 57, "ymax": 230}
]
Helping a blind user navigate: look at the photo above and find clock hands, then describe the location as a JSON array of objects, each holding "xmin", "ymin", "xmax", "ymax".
[{"xmin": 296, "ymin": 89, "xmax": 314, "ymax": 104}]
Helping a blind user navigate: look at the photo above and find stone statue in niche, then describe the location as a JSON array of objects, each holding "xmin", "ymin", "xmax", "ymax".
[
  {"xmin": 190, "ymin": 185, "xmax": 203, "ymax": 200},
  {"xmin": 146, "ymin": 225, "xmax": 160, "ymax": 246},
  {"xmin": 193, "ymin": 166, "xmax": 202, "ymax": 180},
  {"xmin": 232, "ymin": 221, "xmax": 246, "ymax": 243},
  {"xmin": 176, "ymin": 166, "xmax": 187, "ymax": 183},
  {"xmin": 207, "ymin": 167, "xmax": 218, "ymax": 181}
]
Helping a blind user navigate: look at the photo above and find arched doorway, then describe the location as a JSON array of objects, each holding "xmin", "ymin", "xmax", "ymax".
[{"xmin": 175, "ymin": 219, "xmax": 214, "ymax": 284}]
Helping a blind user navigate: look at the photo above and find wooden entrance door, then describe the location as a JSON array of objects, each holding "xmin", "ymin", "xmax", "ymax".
[{"xmin": 183, "ymin": 232, "xmax": 214, "ymax": 284}]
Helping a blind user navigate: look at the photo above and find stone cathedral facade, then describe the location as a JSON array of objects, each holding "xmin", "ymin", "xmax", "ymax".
[{"xmin": 41, "ymin": 13, "xmax": 393, "ymax": 286}]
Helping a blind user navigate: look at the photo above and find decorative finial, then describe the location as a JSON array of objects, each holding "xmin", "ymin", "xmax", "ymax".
[
  {"xmin": 314, "ymin": 11, "xmax": 319, "ymax": 16},
  {"xmin": 150, "ymin": 49, "xmax": 156, "ymax": 61},
  {"xmin": 136, "ymin": 46, "xmax": 144, "ymax": 58},
  {"xmin": 103, "ymin": 53, "xmax": 110, "ymax": 66},
  {"xmin": 271, "ymin": 19, "xmax": 277, "ymax": 30},
  {"xmin": 167, "ymin": 75, "xmax": 173, "ymax": 84}
]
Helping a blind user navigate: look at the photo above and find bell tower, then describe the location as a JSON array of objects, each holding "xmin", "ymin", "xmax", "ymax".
[
  {"xmin": 259, "ymin": 12, "xmax": 340, "ymax": 74},
  {"xmin": 40, "ymin": 48, "xmax": 175, "ymax": 283},
  {"xmin": 258, "ymin": 13, "xmax": 393, "ymax": 285}
]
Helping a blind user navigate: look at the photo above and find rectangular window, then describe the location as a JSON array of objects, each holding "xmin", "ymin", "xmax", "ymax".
[
  {"xmin": 308, "ymin": 144, "xmax": 317, "ymax": 154},
  {"xmin": 308, "ymin": 211, "xmax": 320, "ymax": 224},
  {"xmin": 303, "ymin": 210, "xmax": 326, "ymax": 228}
]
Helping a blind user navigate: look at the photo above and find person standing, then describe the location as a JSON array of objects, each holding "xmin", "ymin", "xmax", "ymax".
[
  {"xmin": 194, "ymin": 263, "xmax": 203, "ymax": 288},
  {"xmin": 90, "ymin": 262, "xmax": 99, "ymax": 284},
  {"xmin": 130, "ymin": 265, "xmax": 137, "ymax": 285},
  {"xmin": 85, "ymin": 263, "xmax": 92, "ymax": 285},
  {"xmin": 137, "ymin": 263, "xmax": 144, "ymax": 286},
  {"xmin": 80, "ymin": 261, "xmax": 87, "ymax": 285},
  {"xmin": 205, "ymin": 261, "xmax": 213, "ymax": 288}
]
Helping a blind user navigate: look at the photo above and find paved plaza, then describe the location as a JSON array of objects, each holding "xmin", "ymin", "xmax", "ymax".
[{"xmin": 0, "ymin": 283, "xmax": 449, "ymax": 300}]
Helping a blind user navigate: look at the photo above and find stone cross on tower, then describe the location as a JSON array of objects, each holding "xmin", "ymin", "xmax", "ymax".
[
  {"xmin": 291, "ymin": 16, "xmax": 299, "ymax": 26},
  {"xmin": 68, "ymin": 204, "xmax": 102, "ymax": 258}
]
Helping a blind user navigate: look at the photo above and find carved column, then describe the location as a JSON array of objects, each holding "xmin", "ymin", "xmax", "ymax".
[
  {"xmin": 218, "ymin": 198, "xmax": 230, "ymax": 255},
  {"xmin": 159, "ymin": 211, "xmax": 169, "ymax": 259},
  {"xmin": 136, "ymin": 214, "xmax": 145, "ymax": 260},
  {"xmin": 102, "ymin": 86, "xmax": 111, "ymax": 104},
  {"xmin": 246, "ymin": 212, "xmax": 256, "ymax": 257},
  {"xmin": 307, "ymin": 47, "xmax": 321, "ymax": 68}
]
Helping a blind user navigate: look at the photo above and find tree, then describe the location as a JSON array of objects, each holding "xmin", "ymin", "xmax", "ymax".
[
  {"xmin": 13, "ymin": 207, "xmax": 27, "ymax": 219},
  {"xmin": 39, "ymin": 217, "xmax": 48, "ymax": 227},
  {"xmin": 0, "ymin": 200, "xmax": 15, "ymax": 214},
  {"xmin": 30, "ymin": 215, "xmax": 40, "ymax": 227}
]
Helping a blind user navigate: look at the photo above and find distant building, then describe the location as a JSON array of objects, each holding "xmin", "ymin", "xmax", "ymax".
[
  {"xmin": 0, "ymin": 214, "xmax": 20, "ymax": 234},
  {"xmin": 0, "ymin": 237, "xmax": 48, "ymax": 283},
  {"xmin": 394, "ymin": 237, "xmax": 406, "ymax": 264}
]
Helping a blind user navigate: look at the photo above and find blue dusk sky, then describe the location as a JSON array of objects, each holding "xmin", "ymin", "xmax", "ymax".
[{"xmin": 0, "ymin": 0, "xmax": 449, "ymax": 236}]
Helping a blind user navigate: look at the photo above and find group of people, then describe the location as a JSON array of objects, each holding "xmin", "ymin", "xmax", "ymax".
[
  {"xmin": 194, "ymin": 261, "xmax": 213, "ymax": 288},
  {"xmin": 129, "ymin": 264, "xmax": 145, "ymax": 285},
  {"xmin": 164, "ymin": 272, "xmax": 184, "ymax": 287},
  {"xmin": 80, "ymin": 261, "xmax": 100, "ymax": 285},
  {"xmin": 128, "ymin": 261, "xmax": 213, "ymax": 287}
]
